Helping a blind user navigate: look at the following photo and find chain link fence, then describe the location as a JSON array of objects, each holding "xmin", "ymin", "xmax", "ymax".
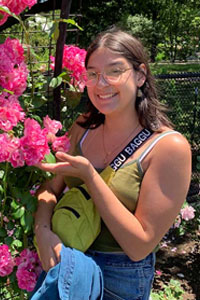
[{"xmin": 156, "ymin": 72, "xmax": 200, "ymax": 202}]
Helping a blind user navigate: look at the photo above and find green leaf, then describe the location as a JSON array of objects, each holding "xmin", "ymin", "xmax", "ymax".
[
  {"xmin": 0, "ymin": 185, "xmax": 4, "ymax": 194},
  {"xmin": 7, "ymin": 221, "xmax": 15, "ymax": 231},
  {"xmin": 4, "ymin": 236, "xmax": 13, "ymax": 246},
  {"xmin": 14, "ymin": 227, "xmax": 23, "ymax": 239},
  {"xmin": 20, "ymin": 191, "xmax": 34, "ymax": 206},
  {"xmin": 31, "ymin": 96, "xmax": 47, "ymax": 109},
  {"xmin": 0, "ymin": 170, "xmax": 4, "ymax": 179},
  {"xmin": 11, "ymin": 239, "xmax": 23, "ymax": 248},
  {"xmin": 12, "ymin": 206, "xmax": 25, "ymax": 219},
  {"xmin": 50, "ymin": 21, "xmax": 60, "ymax": 41},
  {"xmin": 0, "ymin": 227, "xmax": 7, "ymax": 237},
  {"xmin": 58, "ymin": 72, "xmax": 67, "ymax": 78},
  {"xmin": 49, "ymin": 76, "xmax": 63, "ymax": 88},
  {"xmin": 0, "ymin": 6, "xmax": 20, "ymax": 22},
  {"xmin": 197, "ymin": 156, "xmax": 200, "ymax": 162},
  {"xmin": 44, "ymin": 152, "xmax": 56, "ymax": 163},
  {"xmin": 26, "ymin": 198, "xmax": 37, "ymax": 213},
  {"xmin": 11, "ymin": 199, "xmax": 20, "ymax": 210},
  {"xmin": 197, "ymin": 162, "xmax": 200, "ymax": 170},
  {"xmin": 30, "ymin": 47, "xmax": 41, "ymax": 60},
  {"xmin": 60, "ymin": 18, "xmax": 83, "ymax": 31},
  {"xmin": 20, "ymin": 212, "xmax": 33, "ymax": 233},
  {"xmin": 20, "ymin": 214, "xmax": 26, "ymax": 227},
  {"xmin": 30, "ymin": 114, "xmax": 43, "ymax": 124},
  {"xmin": 2, "ymin": 88, "xmax": 14, "ymax": 94},
  {"xmin": 0, "ymin": 35, "xmax": 7, "ymax": 44}
]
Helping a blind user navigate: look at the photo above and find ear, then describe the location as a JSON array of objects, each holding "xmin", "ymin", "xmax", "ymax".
[{"xmin": 136, "ymin": 63, "xmax": 147, "ymax": 88}]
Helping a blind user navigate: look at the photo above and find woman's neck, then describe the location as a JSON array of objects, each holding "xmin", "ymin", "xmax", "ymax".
[{"xmin": 104, "ymin": 111, "xmax": 140, "ymax": 135}]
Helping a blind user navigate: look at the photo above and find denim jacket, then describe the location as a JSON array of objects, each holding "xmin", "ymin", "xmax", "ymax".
[{"xmin": 30, "ymin": 245, "xmax": 103, "ymax": 300}]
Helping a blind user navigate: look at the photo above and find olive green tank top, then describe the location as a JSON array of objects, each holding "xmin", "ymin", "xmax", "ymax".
[{"xmin": 64, "ymin": 130, "xmax": 178, "ymax": 252}]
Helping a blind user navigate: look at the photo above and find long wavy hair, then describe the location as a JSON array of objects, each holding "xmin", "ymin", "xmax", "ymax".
[{"xmin": 78, "ymin": 27, "xmax": 172, "ymax": 131}]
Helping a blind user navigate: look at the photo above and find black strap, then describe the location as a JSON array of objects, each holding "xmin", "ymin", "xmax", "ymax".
[
  {"xmin": 75, "ymin": 128, "xmax": 153, "ymax": 200},
  {"xmin": 76, "ymin": 186, "xmax": 90, "ymax": 200},
  {"xmin": 109, "ymin": 128, "xmax": 153, "ymax": 171}
]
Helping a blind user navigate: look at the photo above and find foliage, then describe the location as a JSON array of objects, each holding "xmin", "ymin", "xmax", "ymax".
[
  {"xmin": 151, "ymin": 279, "xmax": 184, "ymax": 300},
  {"xmin": 118, "ymin": 14, "xmax": 154, "ymax": 50},
  {"xmin": 79, "ymin": 0, "xmax": 200, "ymax": 62}
]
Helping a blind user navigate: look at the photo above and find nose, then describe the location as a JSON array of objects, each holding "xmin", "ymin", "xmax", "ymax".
[{"xmin": 96, "ymin": 73, "xmax": 109, "ymax": 87}]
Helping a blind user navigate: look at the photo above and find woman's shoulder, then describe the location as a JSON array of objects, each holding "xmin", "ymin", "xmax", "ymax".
[
  {"xmin": 156, "ymin": 127, "xmax": 190, "ymax": 146},
  {"xmin": 67, "ymin": 114, "xmax": 88, "ymax": 154},
  {"xmin": 151, "ymin": 127, "xmax": 191, "ymax": 163}
]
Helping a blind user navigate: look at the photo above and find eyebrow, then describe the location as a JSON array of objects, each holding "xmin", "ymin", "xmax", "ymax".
[{"xmin": 87, "ymin": 61, "xmax": 125, "ymax": 70}]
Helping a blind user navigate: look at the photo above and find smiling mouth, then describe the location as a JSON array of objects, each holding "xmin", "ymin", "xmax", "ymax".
[{"xmin": 98, "ymin": 93, "xmax": 118, "ymax": 100}]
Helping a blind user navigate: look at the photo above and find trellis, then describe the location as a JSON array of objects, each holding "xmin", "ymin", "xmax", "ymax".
[{"xmin": 0, "ymin": 0, "xmax": 83, "ymax": 121}]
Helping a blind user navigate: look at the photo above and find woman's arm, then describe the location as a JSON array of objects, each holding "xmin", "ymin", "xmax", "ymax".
[
  {"xmin": 34, "ymin": 115, "xmax": 85, "ymax": 271},
  {"xmin": 34, "ymin": 175, "xmax": 65, "ymax": 271},
  {"xmin": 83, "ymin": 134, "xmax": 192, "ymax": 260}
]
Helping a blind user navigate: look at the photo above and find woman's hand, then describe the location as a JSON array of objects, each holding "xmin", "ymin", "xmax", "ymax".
[
  {"xmin": 36, "ymin": 152, "xmax": 96, "ymax": 182},
  {"xmin": 35, "ymin": 226, "xmax": 62, "ymax": 272}
]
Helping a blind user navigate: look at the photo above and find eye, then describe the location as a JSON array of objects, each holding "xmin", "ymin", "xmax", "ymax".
[
  {"xmin": 87, "ymin": 71, "xmax": 97, "ymax": 80},
  {"xmin": 106, "ymin": 69, "xmax": 123, "ymax": 77}
]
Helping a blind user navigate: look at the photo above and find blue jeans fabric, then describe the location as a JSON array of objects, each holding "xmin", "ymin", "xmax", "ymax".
[
  {"xmin": 86, "ymin": 250, "xmax": 155, "ymax": 300},
  {"xmin": 30, "ymin": 245, "xmax": 103, "ymax": 300}
]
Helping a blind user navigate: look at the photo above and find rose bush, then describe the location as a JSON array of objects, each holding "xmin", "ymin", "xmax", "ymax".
[{"xmin": 0, "ymin": 1, "xmax": 86, "ymax": 298}]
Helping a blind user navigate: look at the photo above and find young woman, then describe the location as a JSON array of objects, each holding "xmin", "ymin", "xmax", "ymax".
[{"xmin": 34, "ymin": 28, "xmax": 191, "ymax": 300}]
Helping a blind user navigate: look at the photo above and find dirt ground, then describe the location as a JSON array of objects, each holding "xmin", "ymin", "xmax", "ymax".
[{"xmin": 152, "ymin": 232, "xmax": 200, "ymax": 300}]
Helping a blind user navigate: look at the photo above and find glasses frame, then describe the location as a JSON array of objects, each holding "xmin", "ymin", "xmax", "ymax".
[{"xmin": 81, "ymin": 67, "xmax": 133, "ymax": 87}]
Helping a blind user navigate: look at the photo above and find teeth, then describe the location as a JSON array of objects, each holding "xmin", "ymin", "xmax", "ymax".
[{"xmin": 99, "ymin": 94, "xmax": 115, "ymax": 99}]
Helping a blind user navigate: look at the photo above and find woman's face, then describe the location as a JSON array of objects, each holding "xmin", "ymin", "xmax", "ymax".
[{"xmin": 86, "ymin": 47, "xmax": 146, "ymax": 117}]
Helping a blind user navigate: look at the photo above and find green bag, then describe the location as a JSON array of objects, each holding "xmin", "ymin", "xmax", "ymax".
[{"xmin": 51, "ymin": 166, "xmax": 115, "ymax": 252}]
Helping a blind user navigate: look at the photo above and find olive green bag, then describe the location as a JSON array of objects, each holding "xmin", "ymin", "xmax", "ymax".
[{"xmin": 51, "ymin": 166, "xmax": 115, "ymax": 252}]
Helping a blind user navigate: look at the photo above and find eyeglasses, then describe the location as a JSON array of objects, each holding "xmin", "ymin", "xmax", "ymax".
[{"xmin": 81, "ymin": 67, "xmax": 132, "ymax": 87}]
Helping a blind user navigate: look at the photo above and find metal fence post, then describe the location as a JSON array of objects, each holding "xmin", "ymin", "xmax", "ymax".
[{"xmin": 53, "ymin": 0, "xmax": 72, "ymax": 121}]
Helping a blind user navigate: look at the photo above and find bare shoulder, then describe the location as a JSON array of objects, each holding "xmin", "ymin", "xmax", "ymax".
[
  {"xmin": 67, "ymin": 114, "xmax": 87, "ymax": 154},
  {"xmin": 157, "ymin": 131, "xmax": 190, "ymax": 155},
  {"xmin": 151, "ymin": 130, "xmax": 191, "ymax": 167}
]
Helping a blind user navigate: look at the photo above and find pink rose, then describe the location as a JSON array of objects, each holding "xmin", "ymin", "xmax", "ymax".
[
  {"xmin": 50, "ymin": 45, "xmax": 87, "ymax": 91},
  {"xmin": 16, "ymin": 249, "xmax": 42, "ymax": 292},
  {"xmin": 0, "ymin": 0, "xmax": 37, "ymax": 25},
  {"xmin": 52, "ymin": 133, "xmax": 70, "ymax": 152},
  {"xmin": 43, "ymin": 115, "xmax": 62, "ymax": 134},
  {"xmin": 20, "ymin": 118, "xmax": 50, "ymax": 165},
  {"xmin": 180, "ymin": 205, "xmax": 195, "ymax": 221},
  {"xmin": 0, "ymin": 244, "xmax": 15, "ymax": 277}
]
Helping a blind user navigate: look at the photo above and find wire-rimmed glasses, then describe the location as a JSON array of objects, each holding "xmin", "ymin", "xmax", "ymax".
[{"xmin": 81, "ymin": 67, "xmax": 132, "ymax": 87}]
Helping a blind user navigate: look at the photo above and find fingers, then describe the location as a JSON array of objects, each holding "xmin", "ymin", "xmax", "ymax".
[
  {"xmin": 55, "ymin": 152, "xmax": 76, "ymax": 162},
  {"xmin": 35, "ymin": 162, "xmax": 71, "ymax": 173}
]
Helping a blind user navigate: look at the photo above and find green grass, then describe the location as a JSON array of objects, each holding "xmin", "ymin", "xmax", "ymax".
[{"xmin": 150, "ymin": 62, "xmax": 200, "ymax": 75}]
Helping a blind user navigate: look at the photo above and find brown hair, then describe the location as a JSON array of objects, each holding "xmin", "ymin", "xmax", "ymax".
[{"xmin": 78, "ymin": 27, "xmax": 172, "ymax": 131}]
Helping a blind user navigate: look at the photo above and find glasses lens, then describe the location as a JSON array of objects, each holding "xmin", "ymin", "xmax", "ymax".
[
  {"xmin": 81, "ymin": 71, "xmax": 97, "ymax": 87},
  {"xmin": 105, "ymin": 69, "xmax": 122, "ymax": 84}
]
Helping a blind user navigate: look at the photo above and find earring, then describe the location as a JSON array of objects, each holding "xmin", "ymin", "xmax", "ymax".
[{"xmin": 137, "ymin": 88, "xmax": 143, "ymax": 98}]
